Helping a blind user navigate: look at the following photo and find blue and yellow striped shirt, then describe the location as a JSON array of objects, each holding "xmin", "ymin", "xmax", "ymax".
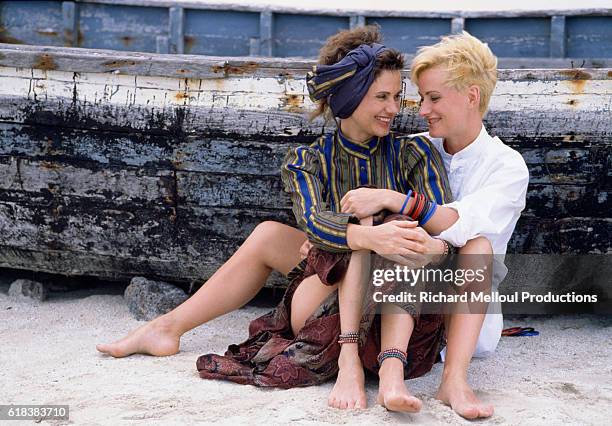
[{"xmin": 281, "ymin": 131, "xmax": 452, "ymax": 253}]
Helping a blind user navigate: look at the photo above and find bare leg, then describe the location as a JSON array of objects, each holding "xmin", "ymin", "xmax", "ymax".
[
  {"xmin": 327, "ymin": 249, "xmax": 369, "ymax": 410},
  {"xmin": 436, "ymin": 236, "xmax": 494, "ymax": 419},
  {"xmin": 97, "ymin": 221, "xmax": 306, "ymax": 357},
  {"xmin": 376, "ymin": 304, "xmax": 422, "ymax": 413}
]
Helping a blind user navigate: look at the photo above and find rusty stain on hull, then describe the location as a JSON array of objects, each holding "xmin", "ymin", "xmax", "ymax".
[
  {"xmin": 174, "ymin": 92, "xmax": 191, "ymax": 102},
  {"xmin": 559, "ymin": 70, "xmax": 592, "ymax": 94},
  {"xmin": 210, "ymin": 62, "xmax": 259, "ymax": 76},
  {"xmin": 0, "ymin": 27, "xmax": 23, "ymax": 44},
  {"xmin": 34, "ymin": 54, "xmax": 58, "ymax": 70},
  {"xmin": 120, "ymin": 36, "xmax": 133, "ymax": 47},
  {"xmin": 184, "ymin": 35, "xmax": 196, "ymax": 52},
  {"xmin": 103, "ymin": 60, "xmax": 137, "ymax": 68},
  {"xmin": 283, "ymin": 94, "xmax": 303, "ymax": 112}
]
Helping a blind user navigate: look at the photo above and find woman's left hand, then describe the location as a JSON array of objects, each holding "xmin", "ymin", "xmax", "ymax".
[{"xmin": 340, "ymin": 188, "xmax": 387, "ymax": 218}]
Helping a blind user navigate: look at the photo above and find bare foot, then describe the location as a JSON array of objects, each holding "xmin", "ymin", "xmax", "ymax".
[
  {"xmin": 436, "ymin": 376, "xmax": 494, "ymax": 419},
  {"xmin": 377, "ymin": 358, "xmax": 422, "ymax": 413},
  {"xmin": 96, "ymin": 315, "xmax": 181, "ymax": 358},
  {"xmin": 328, "ymin": 347, "xmax": 367, "ymax": 409}
]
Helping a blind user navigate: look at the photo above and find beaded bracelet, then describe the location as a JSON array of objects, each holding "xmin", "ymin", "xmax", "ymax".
[
  {"xmin": 400, "ymin": 190, "xmax": 413, "ymax": 215},
  {"xmin": 377, "ymin": 348, "xmax": 408, "ymax": 367},
  {"xmin": 338, "ymin": 332, "xmax": 360, "ymax": 345}
]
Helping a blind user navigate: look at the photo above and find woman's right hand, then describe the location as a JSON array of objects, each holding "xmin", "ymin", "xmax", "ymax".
[{"xmin": 364, "ymin": 220, "xmax": 423, "ymax": 256}]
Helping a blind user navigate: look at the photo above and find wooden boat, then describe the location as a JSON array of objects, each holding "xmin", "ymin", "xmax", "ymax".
[
  {"xmin": 0, "ymin": 41, "xmax": 609, "ymax": 287},
  {"xmin": 0, "ymin": 2, "xmax": 610, "ymax": 289}
]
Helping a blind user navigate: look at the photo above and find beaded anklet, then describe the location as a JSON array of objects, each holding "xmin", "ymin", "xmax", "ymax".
[
  {"xmin": 377, "ymin": 348, "xmax": 408, "ymax": 367},
  {"xmin": 338, "ymin": 332, "xmax": 360, "ymax": 345}
]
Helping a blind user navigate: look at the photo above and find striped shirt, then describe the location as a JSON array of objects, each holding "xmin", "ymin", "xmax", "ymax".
[{"xmin": 281, "ymin": 130, "xmax": 452, "ymax": 253}]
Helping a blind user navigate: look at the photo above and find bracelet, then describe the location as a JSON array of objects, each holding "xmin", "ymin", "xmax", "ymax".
[
  {"xmin": 420, "ymin": 202, "xmax": 438, "ymax": 226},
  {"xmin": 441, "ymin": 240, "xmax": 450, "ymax": 256},
  {"xmin": 377, "ymin": 348, "xmax": 408, "ymax": 367},
  {"xmin": 405, "ymin": 191, "xmax": 419, "ymax": 218},
  {"xmin": 412, "ymin": 194, "xmax": 425, "ymax": 220},
  {"xmin": 400, "ymin": 190, "xmax": 413, "ymax": 215},
  {"xmin": 338, "ymin": 332, "xmax": 360, "ymax": 345}
]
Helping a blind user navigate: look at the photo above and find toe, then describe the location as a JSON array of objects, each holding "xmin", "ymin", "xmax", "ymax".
[
  {"xmin": 479, "ymin": 404, "xmax": 494, "ymax": 418},
  {"xmin": 459, "ymin": 405, "xmax": 480, "ymax": 419}
]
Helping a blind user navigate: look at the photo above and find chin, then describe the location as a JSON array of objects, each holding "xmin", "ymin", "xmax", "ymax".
[
  {"xmin": 428, "ymin": 126, "xmax": 445, "ymax": 138},
  {"xmin": 373, "ymin": 125, "xmax": 391, "ymax": 137}
]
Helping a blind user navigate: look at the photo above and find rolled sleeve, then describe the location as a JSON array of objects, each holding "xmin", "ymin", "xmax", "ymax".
[{"xmin": 281, "ymin": 145, "xmax": 355, "ymax": 252}]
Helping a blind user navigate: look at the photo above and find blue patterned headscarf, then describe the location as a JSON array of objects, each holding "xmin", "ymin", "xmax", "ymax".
[{"xmin": 306, "ymin": 43, "xmax": 387, "ymax": 119}]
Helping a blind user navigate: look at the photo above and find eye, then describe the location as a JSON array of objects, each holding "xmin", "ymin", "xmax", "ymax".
[
  {"xmin": 431, "ymin": 96, "xmax": 440, "ymax": 102},
  {"xmin": 377, "ymin": 94, "xmax": 387, "ymax": 100}
]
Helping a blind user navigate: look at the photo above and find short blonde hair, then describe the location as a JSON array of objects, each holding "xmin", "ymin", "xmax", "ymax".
[{"xmin": 410, "ymin": 31, "xmax": 498, "ymax": 116}]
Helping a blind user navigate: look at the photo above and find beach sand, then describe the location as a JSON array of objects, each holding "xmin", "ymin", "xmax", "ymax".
[{"xmin": 1, "ymin": 282, "xmax": 611, "ymax": 425}]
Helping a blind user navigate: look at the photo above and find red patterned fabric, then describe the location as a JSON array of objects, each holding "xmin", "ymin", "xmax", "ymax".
[{"xmin": 197, "ymin": 247, "xmax": 444, "ymax": 388}]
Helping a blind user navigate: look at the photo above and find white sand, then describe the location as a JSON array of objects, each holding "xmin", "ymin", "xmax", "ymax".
[{"xmin": 1, "ymin": 286, "xmax": 611, "ymax": 426}]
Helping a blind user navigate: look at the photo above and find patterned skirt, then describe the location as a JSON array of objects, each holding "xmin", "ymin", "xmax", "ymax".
[{"xmin": 196, "ymin": 241, "xmax": 445, "ymax": 388}]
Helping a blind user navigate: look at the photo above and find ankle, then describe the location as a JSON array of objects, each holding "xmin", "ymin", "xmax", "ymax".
[
  {"xmin": 338, "ymin": 345, "xmax": 361, "ymax": 367},
  {"xmin": 378, "ymin": 358, "xmax": 405, "ymax": 380},
  {"xmin": 154, "ymin": 314, "xmax": 184, "ymax": 336},
  {"xmin": 441, "ymin": 368, "xmax": 468, "ymax": 384}
]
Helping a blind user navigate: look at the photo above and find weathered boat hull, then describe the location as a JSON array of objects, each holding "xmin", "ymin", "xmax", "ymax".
[
  {"xmin": 0, "ymin": 1, "xmax": 611, "ymax": 66},
  {"xmin": 0, "ymin": 43, "xmax": 610, "ymax": 287}
]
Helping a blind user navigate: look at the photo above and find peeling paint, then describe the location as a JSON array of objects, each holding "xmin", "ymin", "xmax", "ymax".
[{"xmin": 36, "ymin": 29, "xmax": 59, "ymax": 37}]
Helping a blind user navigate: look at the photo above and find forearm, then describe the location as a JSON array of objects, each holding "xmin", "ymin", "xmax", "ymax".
[{"xmin": 382, "ymin": 190, "xmax": 459, "ymax": 234}]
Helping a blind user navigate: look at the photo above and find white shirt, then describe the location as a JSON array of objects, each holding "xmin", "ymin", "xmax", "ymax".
[{"xmin": 417, "ymin": 126, "xmax": 529, "ymax": 357}]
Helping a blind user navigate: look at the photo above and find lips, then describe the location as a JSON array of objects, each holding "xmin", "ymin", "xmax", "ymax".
[
  {"xmin": 427, "ymin": 118, "xmax": 441, "ymax": 126},
  {"xmin": 376, "ymin": 116, "xmax": 392, "ymax": 124}
]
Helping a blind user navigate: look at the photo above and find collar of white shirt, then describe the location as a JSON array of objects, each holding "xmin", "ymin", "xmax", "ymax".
[{"xmin": 439, "ymin": 125, "xmax": 490, "ymax": 163}]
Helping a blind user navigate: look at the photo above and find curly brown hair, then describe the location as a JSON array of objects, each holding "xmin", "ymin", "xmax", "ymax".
[{"xmin": 312, "ymin": 25, "xmax": 404, "ymax": 120}]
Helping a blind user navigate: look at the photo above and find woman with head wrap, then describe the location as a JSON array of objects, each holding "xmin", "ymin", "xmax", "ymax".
[{"xmin": 97, "ymin": 26, "xmax": 458, "ymax": 413}]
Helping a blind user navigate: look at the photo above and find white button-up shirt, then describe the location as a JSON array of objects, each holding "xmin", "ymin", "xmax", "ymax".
[{"xmin": 416, "ymin": 126, "xmax": 529, "ymax": 357}]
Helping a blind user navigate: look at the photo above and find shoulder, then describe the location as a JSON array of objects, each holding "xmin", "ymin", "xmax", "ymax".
[
  {"xmin": 485, "ymin": 136, "xmax": 529, "ymax": 177},
  {"xmin": 393, "ymin": 131, "xmax": 442, "ymax": 158},
  {"xmin": 282, "ymin": 135, "xmax": 329, "ymax": 169}
]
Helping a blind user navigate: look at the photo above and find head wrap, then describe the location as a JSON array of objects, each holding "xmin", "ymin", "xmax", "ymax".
[{"xmin": 306, "ymin": 43, "xmax": 387, "ymax": 119}]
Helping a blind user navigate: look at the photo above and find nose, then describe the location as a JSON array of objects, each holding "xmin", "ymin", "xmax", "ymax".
[
  {"xmin": 418, "ymin": 100, "xmax": 430, "ymax": 117},
  {"xmin": 387, "ymin": 98, "xmax": 400, "ymax": 115}
]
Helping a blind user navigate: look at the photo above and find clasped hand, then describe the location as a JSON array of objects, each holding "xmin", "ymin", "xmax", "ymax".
[{"xmin": 340, "ymin": 187, "xmax": 387, "ymax": 219}]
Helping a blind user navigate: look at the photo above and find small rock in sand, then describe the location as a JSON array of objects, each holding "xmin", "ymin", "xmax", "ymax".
[
  {"xmin": 124, "ymin": 277, "xmax": 188, "ymax": 321},
  {"xmin": 8, "ymin": 279, "xmax": 48, "ymax": 302}
]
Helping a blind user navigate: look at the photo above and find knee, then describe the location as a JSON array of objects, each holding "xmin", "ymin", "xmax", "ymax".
[
  {"xmin": 459, "ymin": 236, "xmax": 492, "ymax": 255},
  {"xmin": 251, "ymin": 221, "xmax": 285, "ymax": 240}
]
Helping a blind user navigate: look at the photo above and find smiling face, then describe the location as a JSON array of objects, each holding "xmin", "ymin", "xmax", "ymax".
[
  {"xmin": 416, "ymin": 65, "xmax": 476, "ymax": 140},
  {"xmin": 340, "ymin": 69, "xmax": 402, "ymax": 142}
]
